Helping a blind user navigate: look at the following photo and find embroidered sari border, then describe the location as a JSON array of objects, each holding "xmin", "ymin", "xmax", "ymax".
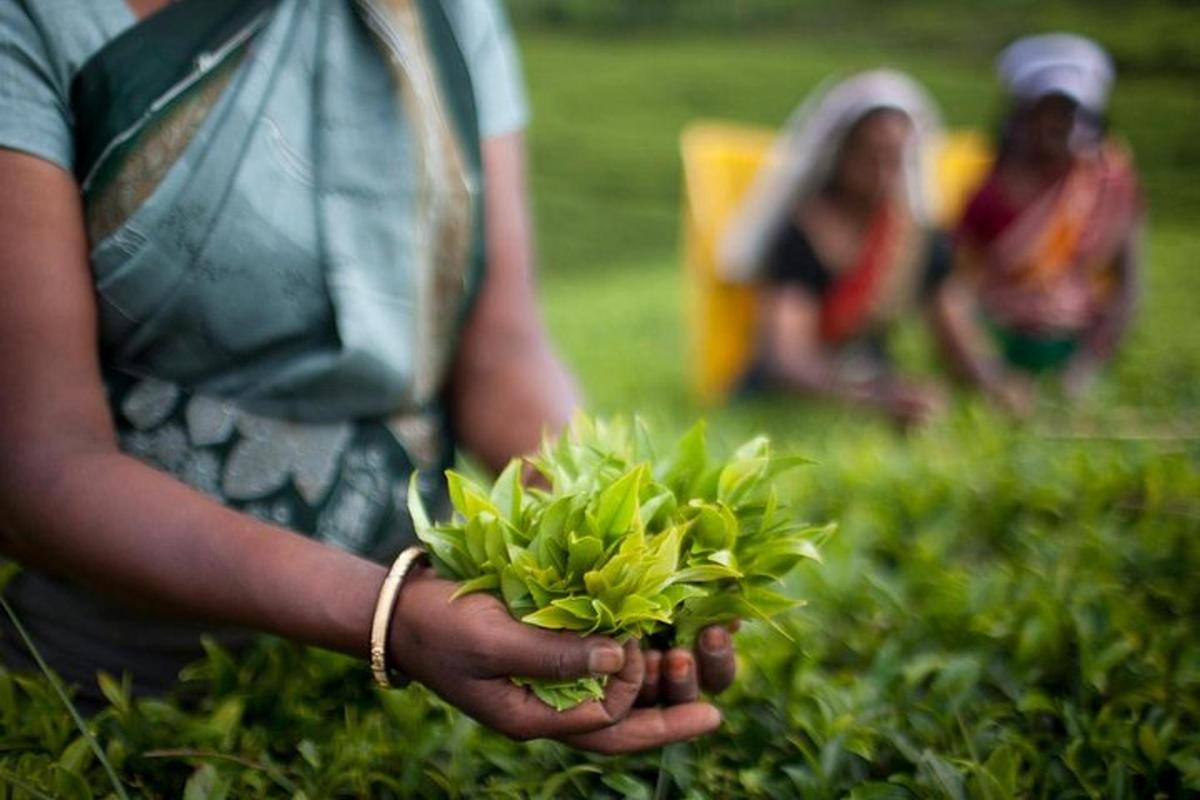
[{"xmin": 70, "ymin": 0, "xmax": 275, "ymax": 193}]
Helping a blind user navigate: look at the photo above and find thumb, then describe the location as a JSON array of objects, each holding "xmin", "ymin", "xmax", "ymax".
[{"xmin": 480, "ymin": 619, "xmax": 625, "ymax": 681}]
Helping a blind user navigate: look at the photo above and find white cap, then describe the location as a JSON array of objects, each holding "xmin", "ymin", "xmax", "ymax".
[{"xmin": 998, "ymin": 33, "xmax": 1115, "ymax": 114}]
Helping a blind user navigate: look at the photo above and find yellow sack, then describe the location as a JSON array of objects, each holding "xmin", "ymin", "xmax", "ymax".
[{"xmin": 680, "ymin": 122, "xmax": 992, "ymax": 403}]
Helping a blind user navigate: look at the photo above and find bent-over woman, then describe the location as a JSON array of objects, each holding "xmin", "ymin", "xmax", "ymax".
[
  {"xmin": 936, "ymin": 34, "xmax": 1142, "ymax": 403},
  {"xmin": 722, "ymin": 70, "xmax": 952, "ymax": 426}
]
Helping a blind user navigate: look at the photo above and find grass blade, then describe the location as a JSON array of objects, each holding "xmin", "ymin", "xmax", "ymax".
[{"xmin": 0, "ymin": 595, "xmax": 130, "ymax": 800}]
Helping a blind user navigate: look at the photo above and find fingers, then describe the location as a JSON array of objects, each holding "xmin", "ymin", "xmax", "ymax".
[
  {"xmin": 636, "ymin": 649, "xmax": 662, "ymax": 706},
  {"xmin": 662, "ymin": 648, "xmax": 698, "ymax": 705},
  {"xmin": 598, "ymin": 639, "xmax": 645, "ymax": 719},
  {"xmin": 562, "ymin": 703, "xmax": 722, "ymax": 755},
  {"xmin": 641, "ymin": 623, "xmax": 738, "ymax": 706},
  {"xmin": 696, "ymin": 625, "xmax": 737, "ymax": 694},
  {"xmin": 477, "ymin": 616, "xmax": 625, "ymax": 681},
  {"xmin": 473, "ymin": 640, "xmax": 643, "ymax": 741}
]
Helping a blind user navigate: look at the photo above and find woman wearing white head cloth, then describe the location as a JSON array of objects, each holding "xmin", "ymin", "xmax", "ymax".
[
  {"xmin": 936, "ymin": 34, "xmax": 1143, "ymax": 404},
  {"xmin": 720, "ymin": 70, "xmax": 952, "ymax": 426}
]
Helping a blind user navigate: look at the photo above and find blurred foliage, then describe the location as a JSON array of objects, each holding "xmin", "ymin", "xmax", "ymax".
[
  {"xmin": 509, "ymin": 0, "xmax": 1200, "ymax": 75},
  {"xmin": 517, "ymin": 3, "xmax": 1200, "ymax": 277},
  {"xmin": 1, "ymin": 416, "xmax": 1197, "ymax": 797}
]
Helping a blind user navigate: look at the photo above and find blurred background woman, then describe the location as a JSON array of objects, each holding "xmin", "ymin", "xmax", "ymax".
[
  {"xmin": 936, "ymin": 34, "xmax": 1143, "ymax": 403},
  {"xmin": 721, "ymin": 71, "xmax": 951, "ymax": 426}
]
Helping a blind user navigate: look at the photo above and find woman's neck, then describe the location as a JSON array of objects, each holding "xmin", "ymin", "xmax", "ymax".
[
  {"xmin": 822, "ymin": 185, "xmax": 883, "ymax": 225},
  {"xmin": 125, "ymin": 0, "xmax": 173, "ymax": 22}
]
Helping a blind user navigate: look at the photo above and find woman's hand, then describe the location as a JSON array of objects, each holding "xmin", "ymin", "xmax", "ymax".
[
  {"xmin": 636, "ymin": 624, "xmax": 739, "ymax": 707},
  {"xmin": 875, "ymin": 380, "xmax": 947, "ymax": 428},
  {"xmin": 985, "ymin": 372, "xmax": 1036, "ymax": 418},
  {"xmin": 1061, "ymin": 354, "xmax": 1100, "ymax": 399},
  {"xmin": 388, "ymin": 567, "xmax": 722, "ymax": 754}
]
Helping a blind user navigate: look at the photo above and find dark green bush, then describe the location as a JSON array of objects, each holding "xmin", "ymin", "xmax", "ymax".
[{"xmin": 2, "ymin": 417, "xmax": 1196, "ymax": 798}]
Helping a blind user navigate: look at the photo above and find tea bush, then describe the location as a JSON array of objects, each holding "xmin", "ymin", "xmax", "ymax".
[
  {"xmin": 1, "ymin": 413, "xmax": 1197, "ymax": 798},
  {"xmin": 3, "ymin": 10, "xmax": 1199, "ymax": 798}
]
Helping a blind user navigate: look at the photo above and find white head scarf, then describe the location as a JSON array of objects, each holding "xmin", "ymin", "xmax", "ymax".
[
  {"xmin": 718, "ymin": 69, "xmax": 943, "ymax": 283},
  {"xmin": 997, "ymin": 33, "xmax": 1114, "ymax": 115}
]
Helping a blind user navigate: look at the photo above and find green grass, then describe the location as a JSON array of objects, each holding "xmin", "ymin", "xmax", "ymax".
[
  {"xmin": 2, "ymin": 12, "xmax": 1198, "ymax": 799},
  {"xmin": 521, "ymin": 26, "xmax": 1200, "ymax": 277}
]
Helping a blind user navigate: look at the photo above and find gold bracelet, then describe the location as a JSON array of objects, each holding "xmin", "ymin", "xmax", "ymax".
[{"xmin": 369, "ymin": 545, "xmax": 426, "ymax": 690}]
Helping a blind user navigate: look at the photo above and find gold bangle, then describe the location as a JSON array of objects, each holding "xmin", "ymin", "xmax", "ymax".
[{"xmin": 369, "ymin": 545, "xmax": 426, "ymax": 690}]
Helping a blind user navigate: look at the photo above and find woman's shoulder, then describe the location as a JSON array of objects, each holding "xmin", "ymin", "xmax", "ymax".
[
  {"xmin": 438, "ymin": 0, "xmax": 529, "ymax": 138},
  {"xmin": 765, "ymin": 210, "xmax": 831, "ymax": 292},
  {"xmin": 1, "ymin": 0, "xmax": 133, "ymax": 170},
  {"xmin": 3, "ymin": 1, "xmax": 131, "ymax": 92},
  {"xmin": 958, "ymin": 169, "xmax": 1020, "ymax": 246}
]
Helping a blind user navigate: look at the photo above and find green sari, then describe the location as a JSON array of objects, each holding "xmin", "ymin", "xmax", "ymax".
[
  {"xmin": 76, "ymin": 0, "xmax": 486, "ymax": 556},
  {"xmin": 1, "ymin": 0, "xmax": 492, "ymax": 704}
]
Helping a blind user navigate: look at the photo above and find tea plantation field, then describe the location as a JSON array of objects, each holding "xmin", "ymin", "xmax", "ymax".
[{"xmin": 2, "ymin": 12, "xmax": 1198, "ymax": 799}]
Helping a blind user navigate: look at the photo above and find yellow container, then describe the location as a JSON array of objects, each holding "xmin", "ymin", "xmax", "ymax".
[{"xmin": 680, "ymin": 122, "xmax": 993, "ymax": 403}]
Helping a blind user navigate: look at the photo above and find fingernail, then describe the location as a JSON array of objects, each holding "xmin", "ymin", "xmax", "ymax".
[
  {"xmin": 644, "ymin": 652, "xmax": 661, "ymax": 678},
  {"xmin": 701, "ymin": 705, "xmax": 723, "ymax": 729},
  {"xmin": 667, "ymin": 653, "xmax": 691, "ymax": 681},
  {"xmin": 700, "ymin": 627, "xmax": 730, "ymax": 655},
  {"xmin": 588, "ymin": 646, "xmax": 623, "ymax": 675}
]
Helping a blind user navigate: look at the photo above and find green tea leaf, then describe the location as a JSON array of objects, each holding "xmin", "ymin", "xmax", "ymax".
[
  {"xmin": 522, "ymin": 605, "xmax": 594, "ymax": 631},
  {"xmin": 446, "ymin": 471, "xmax": 499, "ymax": 520},
  {"xmin": 657, "ymin": 420, "xmax": 707, "ymax": 495},
  {"xmin": 550, "ymin": 596, "xmax": 598, "ymax": 622},
  {"xmin": 639, "ymin": 489, "xmax": 677, "ymax": 530},
  {"xmin": 638, "ymin": 525, "xmax": 685, "ymax": 594},
  {"xmin": 414, "ymin": 415, "xmax": 822, "ymax": 710},
  {"xmin": 592, "ymin": 464, "xmax": 645, "ymax": 538},
  {"xmin": 673, "ymin": 563, "xmax": 743, "ymax": 583},
  {"xmin": 450, "ymin": 573, "xmax": 501, "ymax": 599},
  {"xmin": 633, "ymin": 416, "xmax": 656, "ymax": 463},
  {"xmin": 692, "ymin": 503, "xmax": 738, "ymax": 550},
  {"xmin": 567, "ymin": 535, "xmax": 605, "ymax": 577},
  {"xmin": 500, "ymin": 566, "xmax": 531, "ymax": 610},
  {"xmin": 183, "ymin": 764, "xmax": 231, "ymax": 800},
  {"xmin": 489, "ymin": 459, "xmax": 524, "ymax": 526}
]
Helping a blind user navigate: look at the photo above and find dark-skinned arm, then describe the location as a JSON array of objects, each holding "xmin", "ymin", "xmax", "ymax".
[
  {"xmin": 0, "ymin": 149, "xmax": 719, "ymax": 752},
  {"xmin": 449, "ymin": 132, "xmax": 581, "ymax": 473},
  {"xmin": 1062, "ymin": 225, "xmax": 1143, "ymax": 395},
  {"xmin": 761, "ymin": 285, "xmax": 943, "ymax": 425},
  {"xmin": 929, "ymin": 259, "xmax": 1033, "ymax": 416}
]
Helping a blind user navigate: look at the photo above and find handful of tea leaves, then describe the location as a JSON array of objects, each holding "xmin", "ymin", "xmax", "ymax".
[{"xmin": 407, "ymin": 416, "xmax": 829, "ymax": 710}]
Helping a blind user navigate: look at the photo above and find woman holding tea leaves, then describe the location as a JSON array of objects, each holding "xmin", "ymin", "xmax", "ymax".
[{"xmin": 0, "ymin": 0, "xmax": 733, "ymax": 752}]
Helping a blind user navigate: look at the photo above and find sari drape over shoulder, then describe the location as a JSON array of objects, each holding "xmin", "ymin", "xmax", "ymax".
[
  {"xmin": 960, "ymin": 142, "xmax": 1141, "ymax": 341},
  {"xmin": 73, "ymin": 0, "xmax": 486, "ymax": 556},
  {"xmin": 0, "ymin": 0, "xmax": 512, "ymax": 703}
]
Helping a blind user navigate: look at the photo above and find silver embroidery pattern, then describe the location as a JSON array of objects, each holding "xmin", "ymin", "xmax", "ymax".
[
  {"xmin": 222, "ymin": 414, "xmax": 352, "ymax": 504},
  {"xmin": 315, "ymin": 445, "xmax": 390, "ymax": 553},
  {"xmin": 180, "ymin": 449, "xmax": 223, "ymax": 498},
  {"xmin": 237, "ymin": 501, "xmax": 296, "ymax": 532},
  {"xmin": 112, "ymin": 374, "xmax": 433, "ymax": 558},
  {"xmin": 185, "ymin": 395, "xmax": 238, "ymax": 446},
  {"xmin": 243, "ymin": 498, "xmax": 298, "ymax": 527},
  {"xmin": 122, "ymin": 379, "xmax": 182, "ymax": 430},
  {"xmin": 122, "ymin": 422, "xmax": 190, "ymax": 474}
]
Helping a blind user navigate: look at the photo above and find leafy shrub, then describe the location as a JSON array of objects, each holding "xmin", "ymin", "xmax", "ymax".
[
  {"xmin": 1, "ymin": 415, "xmax": 1196, "ymax": 798},
  {"xmin": 408, "ymin": 416, "xmax": 826, "ymax": 709}
]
